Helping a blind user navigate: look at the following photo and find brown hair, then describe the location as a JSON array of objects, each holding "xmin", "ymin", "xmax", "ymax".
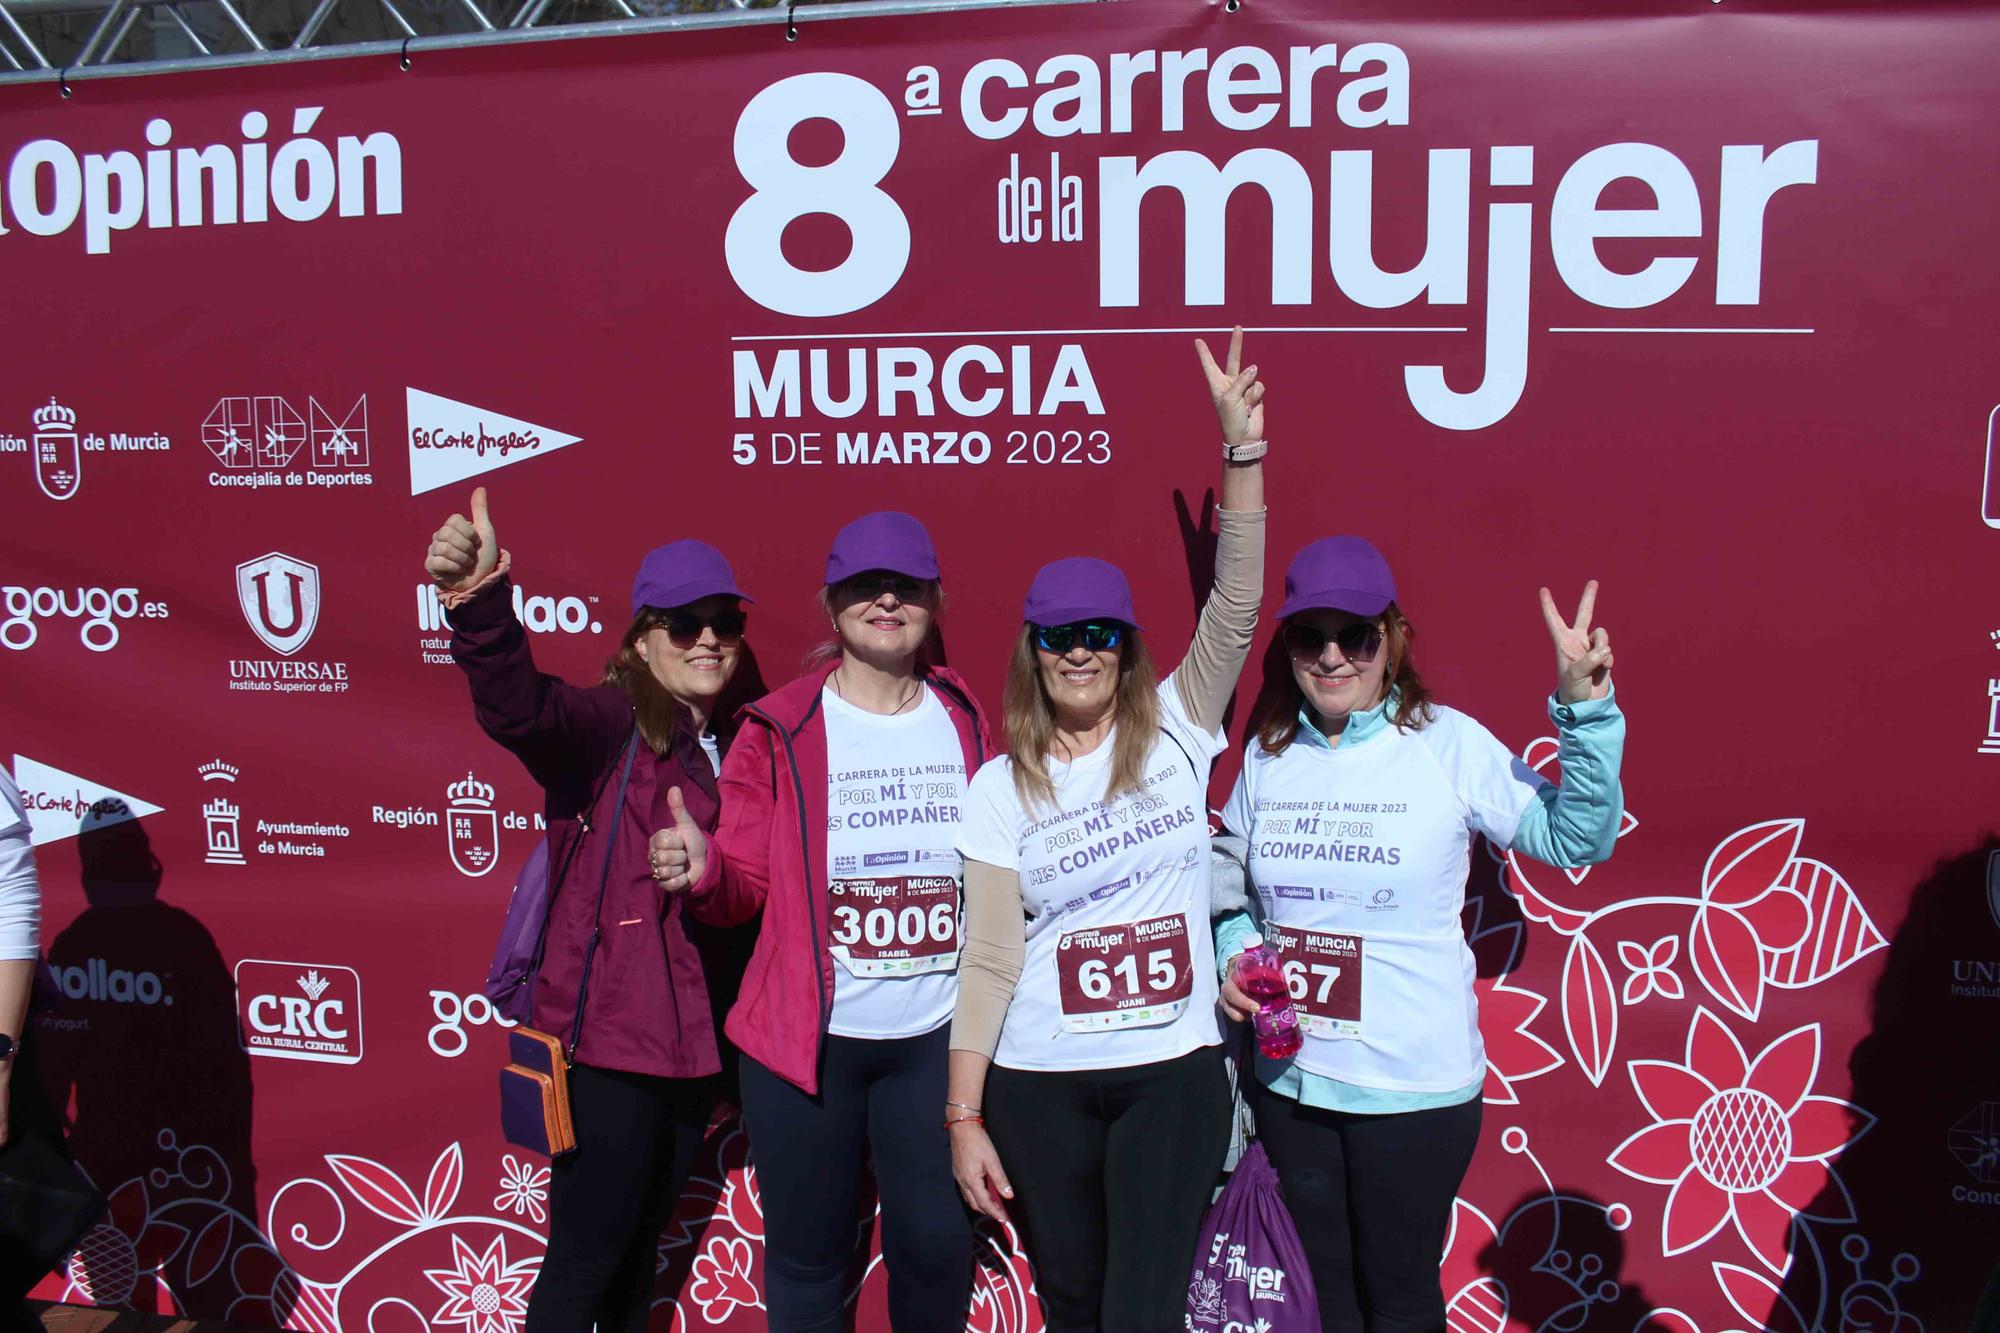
[
  {"xmin": 600, "ymin": 607, "xmax": 752, "ymax": 757},
  {"xmin": 1249, "ymin": 603, "xmax": 1435, "ymax": 756},
  {"xmin": 1003, "ymin": 625, "xmax": 1161, "ymax": 813}
]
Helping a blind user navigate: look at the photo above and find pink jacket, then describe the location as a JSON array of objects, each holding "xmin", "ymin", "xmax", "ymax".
[{"xmin": 687, "ymin": 664, "xmax": 992, "ymax": 1094}]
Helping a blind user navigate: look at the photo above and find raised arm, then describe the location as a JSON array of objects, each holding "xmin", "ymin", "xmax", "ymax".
[
  {"xmin": 1175, "ymin": 327, "xmax": 1269, "ymax": 733},
  {"xmin": 428, "ymin": 487, "xmax": 614, "ymax": 786},
  {"xmin": 1513, "ymin": 582, "xmax": 1625, "ymax": 866}
]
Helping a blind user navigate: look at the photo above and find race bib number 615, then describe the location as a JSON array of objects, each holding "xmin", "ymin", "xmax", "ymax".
[{"xmin": 1054, "ymin": 912, "xmax": 1194, "ymax": 1033}]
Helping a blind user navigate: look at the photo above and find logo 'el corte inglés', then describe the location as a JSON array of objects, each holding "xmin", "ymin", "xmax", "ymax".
[
  {"xmin": 405, "ymin": 388, "xmax": 582, "ymax": 496},
  {"xmin": 447, "ymin": 771, "xmax": 499, "ymax": 877},
  {"xmin": 235, "ymin": 552, "xmax": 321, "ymax": 656}
]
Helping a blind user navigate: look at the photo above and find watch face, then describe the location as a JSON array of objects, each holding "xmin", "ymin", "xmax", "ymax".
[{"xmin": 0, "ymin": 1033, "xmax": 13, "ymax": 1059}]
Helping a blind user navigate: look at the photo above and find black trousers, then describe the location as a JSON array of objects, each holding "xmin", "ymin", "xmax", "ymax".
[
  {"xmin": 738, "ymin": 1027, "xmax": 973, "ymax": 1332},
  {"xmin": 525, "ymin": 1064, "xmax": 714, "ymax": 1333},
  {"xmin": 1254, "ymin": 1089, "xmax": 1483, "ymax": 1333},
  {"xmin": 984, "ymin": 1045, "xmax": 1232, "ymax": 1333}
]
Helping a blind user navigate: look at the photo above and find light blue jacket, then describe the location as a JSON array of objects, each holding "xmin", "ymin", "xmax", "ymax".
[{"xmin": 1215, "ymin": 687, "xmax": 1626, "ymax": 1113}]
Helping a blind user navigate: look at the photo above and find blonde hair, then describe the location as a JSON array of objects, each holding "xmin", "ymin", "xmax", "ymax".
[
  {"xmin": 806, "ymin": 580, "xmax": 945, "ymax": 672},
  {"xmin": 1003, "ymin": 625, "xmax": 1160, "ymax": 812}
]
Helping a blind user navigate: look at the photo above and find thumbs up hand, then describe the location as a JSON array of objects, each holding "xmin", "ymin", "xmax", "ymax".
[
  {"xmin": 425, "ymin": 486, "xmax": 499, "ymax": 593},
  {"xmin": 648, "ymin": 787, "xmax": 708, "ymax": 894}
]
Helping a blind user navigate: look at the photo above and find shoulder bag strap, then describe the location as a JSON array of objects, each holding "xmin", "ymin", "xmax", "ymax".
[
  {"xmin": 524, "ymin": 723, "xmax": 640, "ymax": 990},
  {"xmin": 564, "ymin": 726, "xmax": 642, "ymax": 1062}
]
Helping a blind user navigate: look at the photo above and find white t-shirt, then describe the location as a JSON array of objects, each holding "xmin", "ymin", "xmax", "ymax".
[
  {"xmin": 1220, "ymin": 706, "xmax": 1542, "ymax": 1092},
  {"xmin": 958, "ymin": 675, "xmax": 1225, "ymax": 1072},
  {"xmin": 0, "ymin": 767, "xmax": 41, "ymax": 960},
  {"xmin": 698, "ymin": 730, "xmax": 721, "ymax": 776},
  {"xmin": 822, "ymin": 686, "xmax": 968, "ymax": 1039}
]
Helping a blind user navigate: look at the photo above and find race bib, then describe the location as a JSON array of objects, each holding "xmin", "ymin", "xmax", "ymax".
[
  {"xmin": 1265, "ymin": 924, "xmax": 1363, "ymax": 1038},
  {"xmin": 828, "ymin": 875, "xmax": 961, "ymax": 977},
  {"xmin": 1054, "ymin": 912, "xmax": 1194, "ymax": 1033}
]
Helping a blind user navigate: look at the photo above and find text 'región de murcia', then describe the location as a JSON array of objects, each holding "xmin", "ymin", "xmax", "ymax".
[{"xmin": 724, "ymin": 49, "xmax": 1820, "ymax": 431}]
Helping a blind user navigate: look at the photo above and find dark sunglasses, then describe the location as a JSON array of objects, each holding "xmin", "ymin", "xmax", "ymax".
[
  {"xmin": 1281, "ymin": 620, "xmax": 1383, "ymax": 663},
  {"xmin": 655, "ymin": 608, "xmax": 747, "ymax": 647},
  {"xmin": 1033, "ymin": 620, "xmax": 1125, "ymax": 654},
  {"xmin": 837, "ymin": 572, "xmax": 931, "ymax": 602}
]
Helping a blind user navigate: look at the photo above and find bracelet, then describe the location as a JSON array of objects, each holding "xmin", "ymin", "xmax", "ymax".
[
  {"xmin": 1223, "ymin": 438, "xmax": 1268, "ymax": 463},
  {"xmin": 946, "ymin": 1115, "xmax": 985, "ymax": 1130},
  {"xmin": 946, "ymin": 1100, "xmax": 982, "ymax": 1115}
]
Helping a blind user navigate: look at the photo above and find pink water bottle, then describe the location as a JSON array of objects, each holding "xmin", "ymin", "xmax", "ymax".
[{"xmin": 1231, "ymin": 935, "xmax": 1303, "ymax": 1060}]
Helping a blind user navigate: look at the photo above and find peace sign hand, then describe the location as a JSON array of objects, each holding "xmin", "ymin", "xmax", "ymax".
[
  {"xmin": 1194, "ymin": 325, "xmax": 1266, "ymax": 447},
  {"xmin": 1540, "ymin": 580, "xmax": 1613, "ymax": 704}
]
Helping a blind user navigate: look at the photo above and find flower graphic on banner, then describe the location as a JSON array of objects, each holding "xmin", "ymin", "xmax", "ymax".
[
  {"xmin": 1608, "ymin": 1007, "xmax": 1873, "ymax": 1275},
  {"xmin": 424, "ymin": 1234, "xmax": 538, "ymax": 1333},
  {"xmin": 1620, "ymin": 936, "xmax": 1685, "ymax": 1005},
  {"xmin": 493, "ymin": 1155, "xmax": 550, "ymax": 1225},
  {"xmin": 687, "ymin": 1236, "xmax": 761, "ymax": 1321},
  {"xmin": 67, "ymin": 1178, "xmax": 187, "ymax": 1309},
  {"xmin": 1491, "ymin": 744, "xmax": 1886, "ymax": 1088}
]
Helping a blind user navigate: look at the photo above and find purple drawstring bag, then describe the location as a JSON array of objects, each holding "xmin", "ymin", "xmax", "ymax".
[
  {"xmin": 483, "ymin": 837, "xmax": 551, "ymax": 1026},
  {"xmin": 1186, "ymin": 1142, "xmax": 1319, "ymax": 1333}
]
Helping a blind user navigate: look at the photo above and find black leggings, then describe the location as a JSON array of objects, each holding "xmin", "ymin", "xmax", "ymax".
[
  {"xmin": 738, "ymin": 1027, "xmax": 973, "ymax": 1332},
  {"xmin": 1254, "ymin": 1089, "xmax": 1482, "ymax": 1333},
  {"xmin": 984, "ymin": 1045, "xmax": 1232, "ymax": 1333},
  {"xmin": 525, "ymin": 1064, "xmax": 714, "ymax": 1333}
]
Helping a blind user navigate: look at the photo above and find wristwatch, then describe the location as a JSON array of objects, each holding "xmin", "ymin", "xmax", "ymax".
[
  {"xmin": 1222, "ymin": 437, "xmax": 1268, "ymax": 463},
  {"xmin": 0, "ymin": 1032, "xmax": 14, "ymax": 1062}
]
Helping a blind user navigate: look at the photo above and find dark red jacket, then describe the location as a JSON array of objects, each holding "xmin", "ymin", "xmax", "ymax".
[
  {"xmin": 688, "ymin": 664, "xmax": 992, "ymax": 1093},
  {"xmin": 451, "ymin": 575, "xmax": 723, "ymax": 1080}
]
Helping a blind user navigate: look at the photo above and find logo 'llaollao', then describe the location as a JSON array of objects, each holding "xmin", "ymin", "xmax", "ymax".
[
  {"xmin": 234, "ymin": 959, "xmax": 362, "ymax": 1064},
  {"xmin": 235, "ymin": 552, "xmax": 321, "ymax": 656}
]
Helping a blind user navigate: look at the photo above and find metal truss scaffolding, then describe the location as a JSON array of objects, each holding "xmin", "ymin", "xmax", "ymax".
[{"xmin": 0, "ymin": 0, "xmax": 1046, "ymax": 85}]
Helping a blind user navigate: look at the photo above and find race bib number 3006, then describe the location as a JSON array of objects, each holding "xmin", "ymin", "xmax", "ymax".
[
  {"xmin": 828, "ymin": 875, "xmax": 960, "ymax": 977},
  {"xmin": 1264, "ymin": 924, "xmax": 1363, "ymax": 1038},
  {"xmin": 1054, "ymin": 913, "xmax": 1194, "ymax": 1033}
]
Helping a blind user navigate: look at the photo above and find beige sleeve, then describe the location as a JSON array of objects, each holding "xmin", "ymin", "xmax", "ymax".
[
  {"xmin": 1174, "ymin": 505, "xmax": 1267, "ymax": 734},
  {"xmin": 949, "ymin": 859, "xmax": 1026, "ymax": 1059}
]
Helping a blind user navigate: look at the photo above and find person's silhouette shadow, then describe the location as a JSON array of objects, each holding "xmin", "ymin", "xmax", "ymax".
[
  {"xmin": 1775, "ymin": 835, "xmax": 2000, "ymax": 1332},
  {"xmin": 36, "ymin": 799, "xmax": 276, "ymax": 1322}
]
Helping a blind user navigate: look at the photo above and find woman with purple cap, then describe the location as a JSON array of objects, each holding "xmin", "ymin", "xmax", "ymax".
[
  {"xmin": 945, "ymin": 329, "xmax": 1269, "ymax": 1333},
  {"xmin": 423, "ymin": 486, "xmax": 755, "ymax": 1333},
  {"xmin": 1212, "ymin": 540, "xmax": 1626, "ymax": 1333},
  {"xmin": 646, "ymin": 509, "xmax": 991, "ymax": 1331}
]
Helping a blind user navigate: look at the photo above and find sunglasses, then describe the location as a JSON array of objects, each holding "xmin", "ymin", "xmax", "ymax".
[
  {"xmin": 655, "ymin": 608, "xmax": 747, "ymax": 647},
  {"xmin": 837, "ymin": 573, "xmax": 931, "ymax": 602},
  {"xmin": 1281, "ymin": 620, "xmax": 1383, "ymax": 663},
  {"xmin": 1033, "ymin": 620, "xmax": 1125, "ymax": 654}
]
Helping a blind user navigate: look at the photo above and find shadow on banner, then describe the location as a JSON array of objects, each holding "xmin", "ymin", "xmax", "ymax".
[{"xmin": 32, "ymin": 801, "xmax": 285, "ymax": 1325}]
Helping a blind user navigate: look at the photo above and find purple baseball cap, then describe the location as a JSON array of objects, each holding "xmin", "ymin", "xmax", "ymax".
[
  {"xmin": 825, "ymin": 511, "xmax": 941, "ymax": 585},
  {"xmin": 1278, "ymin": 536, "xmax": 1397, "ymax": 620},
  {"xmin": 630, "ymin": 540, "xmax": 751, "ymax": 615},
  {"xmin": 1023, "ymin": 557, "xmax": 1144, "ymax": 630}
]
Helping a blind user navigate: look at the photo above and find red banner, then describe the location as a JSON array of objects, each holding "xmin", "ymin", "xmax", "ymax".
[{"xmin": 4, "ymin": 1, "xmax": 1997, "ymax": 1328}]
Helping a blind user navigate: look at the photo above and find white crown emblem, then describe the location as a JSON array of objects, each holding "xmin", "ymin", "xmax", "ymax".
[
  {"xmin": 198, "ymin": 759, "xmax": 240, "ymax": 783},
  {"xmin": 297, "ymin": 970, "xmax": 331, "ymax": 1003},
  {"xmin": 447, "ymin": 772, "xmax": 495, "ymax": 809},
  {"xmin": 32, "ymin": 397, "xmax": 76, "ymax": 432}
]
